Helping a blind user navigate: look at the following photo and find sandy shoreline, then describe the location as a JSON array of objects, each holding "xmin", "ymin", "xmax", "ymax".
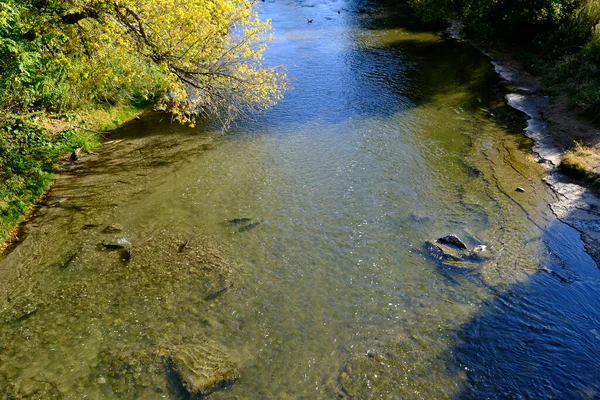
[{"xmin": 448, "ymin": 24, "xmax": 600, "ymax": 265}]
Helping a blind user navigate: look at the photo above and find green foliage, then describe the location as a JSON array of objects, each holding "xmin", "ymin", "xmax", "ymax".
[
  {"xmin": 0, "ymin": 116, "xmax": 100, "ymax": 242},
  {"xmin": 0, "ymin": 0, "xmax": 287, "ymax": 244},
  {"xmin": 0, "ymin": 119, "xmax": 52, "ymax": 239},
  {"xmin": 0, "ymin": 0, "xmax": 286, "ymax": 124}
]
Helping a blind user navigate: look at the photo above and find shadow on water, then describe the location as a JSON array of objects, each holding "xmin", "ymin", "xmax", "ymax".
[
  {"xmin": 450, "ymin": 220, "xmax": 600, "ymax": 399},
  {"xmin": 3, "ymin": 112, "xmax": 219, "ymax": 257}
]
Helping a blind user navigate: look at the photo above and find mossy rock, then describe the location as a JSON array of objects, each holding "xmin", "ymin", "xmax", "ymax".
[{"xmin": 170, "ymin": 343, "xmax": 239, "ymax": 397}]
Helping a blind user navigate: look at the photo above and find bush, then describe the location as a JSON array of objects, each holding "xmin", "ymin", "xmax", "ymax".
[{"xmin": 0, "ymin": 117, "xmax": 87, "ymax": 240}]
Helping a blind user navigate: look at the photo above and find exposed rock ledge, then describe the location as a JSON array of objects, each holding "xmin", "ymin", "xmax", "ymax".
[{"xmin": 448, "ymin": 22, "xmax": 600, "ymax": 266}]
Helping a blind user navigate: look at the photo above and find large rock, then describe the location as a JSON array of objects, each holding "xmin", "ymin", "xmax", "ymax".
[
  {"xmin": 436, "ymin": 234, "xmax": 467, "ymax": 250},
  {"xmin": 423, "ymin": 238, "xmax": 491, "ymax": 268},
  {"xmin": 424, "ymin": 241, "xmax": 463, "ymax": 262},
  {"xmin": 170, "ymin": 344, "xmax": 238, "ymax": 396}
]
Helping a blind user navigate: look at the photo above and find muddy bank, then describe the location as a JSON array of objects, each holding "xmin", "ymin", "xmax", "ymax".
[{"xmin": 447, "ymin": 24, "xmax": 600, "ymax": 266}]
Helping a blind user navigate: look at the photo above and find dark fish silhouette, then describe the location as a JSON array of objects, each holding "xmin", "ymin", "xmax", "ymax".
[
  {"xmin": 228, "ymin": 218, "xmax": 252, "ymax": 224},
  {"xmin": 204, "ymin": 286, "xmax": 229, "ymax": 301},
  {"xmin": 178, "ymin": 239, "xmax": 190, "ymax": 252},
  {"xmin": 238, "ymin": 222, "xmax": 260, "ymax": 232},
  {"xmin": 121, "ymin": 248, "xmax": 132, "ymax": 263}
]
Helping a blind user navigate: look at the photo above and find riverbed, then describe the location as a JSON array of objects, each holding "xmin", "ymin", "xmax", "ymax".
[{"xmin": 1, "ymin": 0, "xmax": 599, "ymax": 398}]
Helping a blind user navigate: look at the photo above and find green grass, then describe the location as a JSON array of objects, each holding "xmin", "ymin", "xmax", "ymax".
[
  {"xmin": 0, "ymin": 103, "xmax": 146, "ymax": 245},
  {"xmin": 559, "ymin": 143, "xmax": 600, "ymax": 193},
  {"xmin": 79, "ymin": 103, "xmax": 149, "ymax": 132}
]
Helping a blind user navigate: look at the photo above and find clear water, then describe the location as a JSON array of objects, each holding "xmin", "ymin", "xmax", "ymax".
[{"xmin": 1, "ymin": 0, "xmax": 599, "ymax": 399}]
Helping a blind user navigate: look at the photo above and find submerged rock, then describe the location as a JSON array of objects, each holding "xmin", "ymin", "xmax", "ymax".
[
  {"xmin": 170, "ymin": 344, "xmax": 238, "ymax": 396},
  {"xmin": 424, "ymin": 237, "xmax": 491, "ymax": 268},
  {"xmin": 101, "ymin": 237, "xmax": 131, "ymax": 250},
  {"xmin": 436, "ymin": 234, "xmax": 468, "ymax": 250},
  {"xmin": 103, "ymin": 223, "xmax": 124, "ymax": 233},
  {"xmin": 424, "ymin": 241, "xmax": 463, "ymax": 262}
]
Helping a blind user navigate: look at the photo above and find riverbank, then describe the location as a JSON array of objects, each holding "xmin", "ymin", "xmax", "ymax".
[
  {"xmin": 0, "ymin": 104, "xmax": 147, "ymax": 252},
  {"xmin": 448, "ymin": 25, "xmax": 600, "ymax": 265}
]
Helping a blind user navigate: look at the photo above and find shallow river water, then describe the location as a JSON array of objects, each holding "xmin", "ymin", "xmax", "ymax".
[{"xmin": 1, "ymin": 0, "xmax": 600, "ymax": 399}]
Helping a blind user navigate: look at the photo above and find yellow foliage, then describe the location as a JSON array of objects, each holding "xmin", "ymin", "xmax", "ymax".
[{"xmin": 17, "ymin": 0, "xmax": 287, "ymax": 125}]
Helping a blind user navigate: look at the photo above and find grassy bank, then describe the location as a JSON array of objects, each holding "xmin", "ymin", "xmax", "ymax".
[
  {"xmin": 0, "ymin": 103, "xmax": 146, "ymax": 246},
  {"xmin": 560, "ymin": 143, "xmax": 600, "ymax": 191}
]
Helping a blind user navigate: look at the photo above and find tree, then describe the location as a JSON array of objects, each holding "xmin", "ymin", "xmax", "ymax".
[{"xmin": 0, "ymin": 0, "xmax": 287, "ymax": 125}]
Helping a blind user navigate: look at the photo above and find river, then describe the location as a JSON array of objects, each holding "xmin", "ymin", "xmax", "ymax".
[{"xmin": 1, "ymin": 0, "xmax": 599, "ymax": 399}]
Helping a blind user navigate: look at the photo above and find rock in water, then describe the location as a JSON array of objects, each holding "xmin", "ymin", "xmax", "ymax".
[
  {"xmin": 436, "ymin": 234, "xmax": 468, "ymax": 250},
  {"xmin": 465, "ymin": 244, "xmax": 491, "ymax": 262},
  {"xmin": 170, "ymin": 344, "xmax": 238, "ymax": 396},
  {"xmin": 103, "ymin": 223, "xmax": 124, "ymax": 233},
  {"xmin": 101, "ymin": 238, "xmax": 131, "ymax": 250},
  {"xmin": 424, "ymin": 241, "xmax": 463, "ymax": 262}
]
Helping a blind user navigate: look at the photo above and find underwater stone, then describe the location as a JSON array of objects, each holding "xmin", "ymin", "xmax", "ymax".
[
  {"xmin": 103, "ymin": 223, "xmax": 124, "ymax": 233},
  {"xmin": 424, "ymin": 241, "xmax": 463, "ymax": 262},
  {"xmin": 170, "ymin": 344, "xmax": 238, "ymax": 396},
  {"xmin": 101, "ymin": 238, "xmax": 131, "ymax": 250},
  {"xmin": 436, "ymin": 234, "xmax": 467, "ymax": 250}
]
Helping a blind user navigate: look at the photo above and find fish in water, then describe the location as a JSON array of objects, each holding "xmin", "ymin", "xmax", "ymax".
[
  {"xmin": 121, "ymin": 247, "xmax": 132, "ymax": 263},
  {"xmin": 178, "ymin": 239, "xmax": 190, "ymax": 252},
  {"xmin": 239, "ymin": 222, "xmax": 260, "ymax": 232},
  {"xmin": 228, "ymin": 218, "xmax": 252, "ymax": 224},
  {"xmin": 204, "ymin": 286, "xmax": 229, "ymax": 301}
]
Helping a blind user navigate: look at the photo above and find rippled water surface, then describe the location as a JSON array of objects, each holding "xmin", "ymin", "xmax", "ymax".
[{"xmin": 1, "ymin": 0, "xmax": 600, "ymax": 399}]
